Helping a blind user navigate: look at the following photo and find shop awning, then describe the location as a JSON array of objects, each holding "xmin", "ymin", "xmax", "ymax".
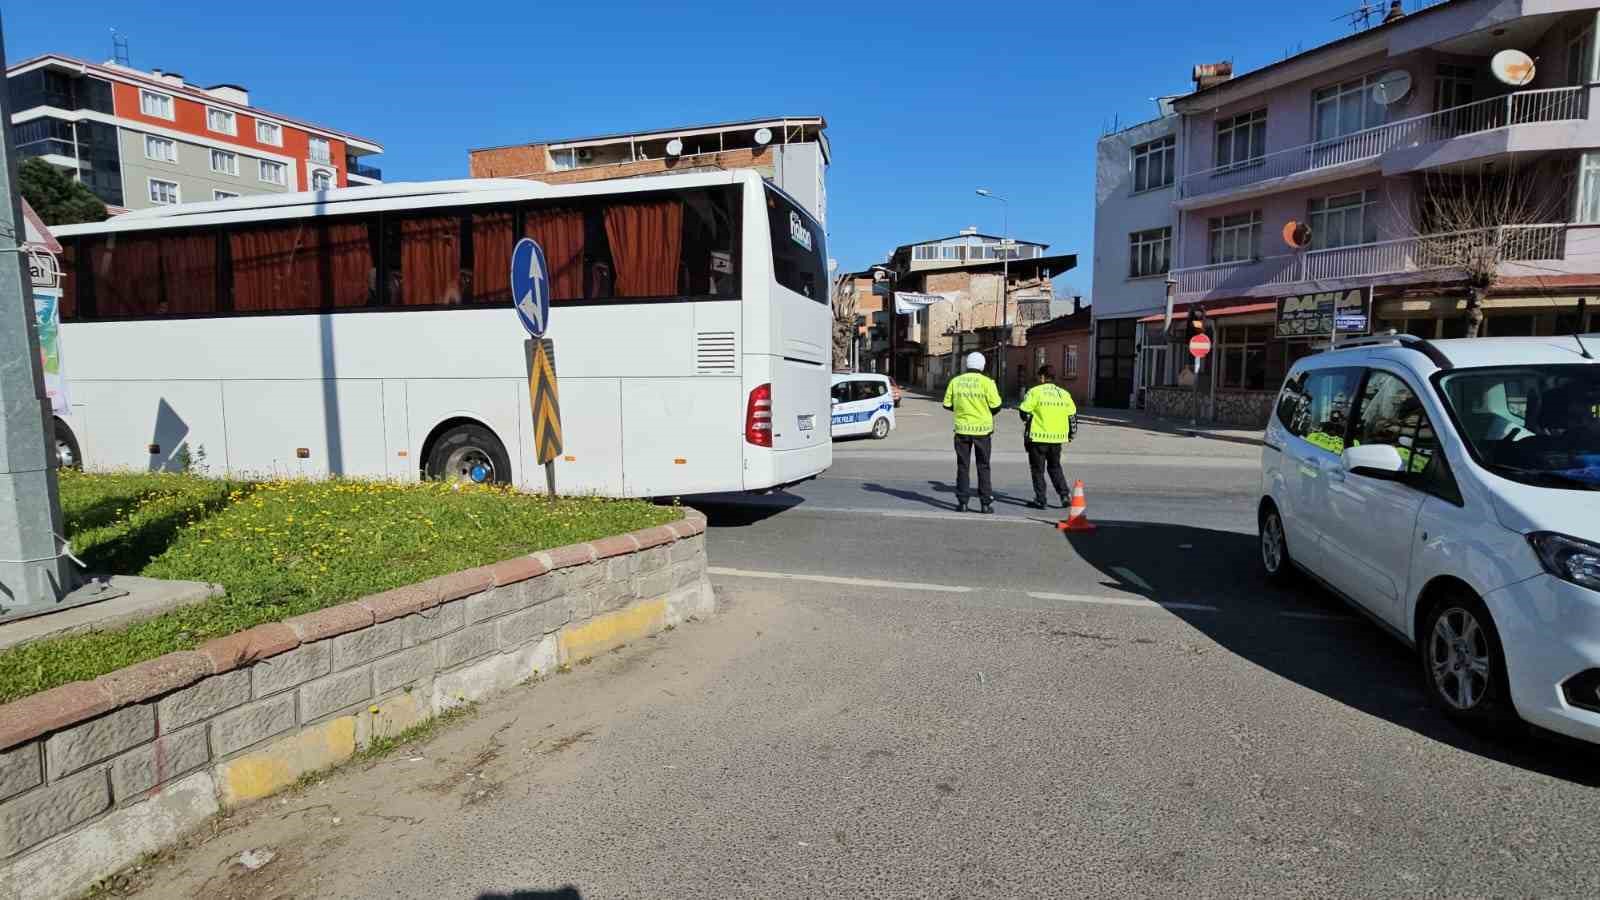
[{"xmin": 1137, "ymin": 301, "xmax": 1277, "ymax": 325}]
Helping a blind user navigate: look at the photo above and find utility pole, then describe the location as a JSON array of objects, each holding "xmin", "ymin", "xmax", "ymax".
[
  {"xmin": 873, "ymin": 265, "xmax": 898, "ymax": 380},
  {"xmin": 0, "ymin": 14, "xmax": 77, "ymax": 618},
  {"xmin": 977, "ymin": 189, "xmax": 1010, "ymax": 399}
]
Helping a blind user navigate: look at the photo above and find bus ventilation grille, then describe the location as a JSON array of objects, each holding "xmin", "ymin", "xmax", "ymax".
[{"xmin": 696, "ymin": 331, "xmax": 737, "ymax": 374}]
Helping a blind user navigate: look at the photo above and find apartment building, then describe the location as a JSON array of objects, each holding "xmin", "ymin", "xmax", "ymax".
[
  {"xmin": 1091, "ymin": 103, "xmax": 1181, "ymax": 408},
  {"xmin": 1148, "ymin": 0, "xmax": 1600, "ymax": 425},
  {"xmin": 468, "ymin": 117, "xmax": 829, "ymax": 225},
  {"xmin": 8, "ymin": 54, "xmax": 384, "ymax": 212},
  {"xmin": 880, "ymin": 229, "xmax": 1074, "ymax": 393}
]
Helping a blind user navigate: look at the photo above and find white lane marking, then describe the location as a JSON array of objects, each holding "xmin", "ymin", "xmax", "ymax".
[
  {"xmin": 1026, "ymin": 591, "xmax": 1218, "ymax": 612},
  {"xmin": 709, "ymin": 568, "xmax": 1218, "ymax": 612},
  {"xmin": 724, "ymin": 504, "xmax": 1054, "ymax": 525},
  {"xmin": 1111, "ymin": 566, "xmax": 1153, "ymax": 592},
  {"xmin": 1279, "ymin": 610, "xmax": 1359, "ymax": 622},
  {"xmin": 707, "ymin": 567, "xmax": 973, "ymax": 594}
]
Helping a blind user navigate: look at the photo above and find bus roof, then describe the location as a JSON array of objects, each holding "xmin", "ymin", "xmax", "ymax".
[{"xmin": 51, "ymin": 171, "xmax": 755, "ymax": 237}]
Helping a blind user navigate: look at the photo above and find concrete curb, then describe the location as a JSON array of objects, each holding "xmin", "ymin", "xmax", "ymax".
[{"xmin": 0, "ymin": 506, "xmax": 711, "ymax": 900}]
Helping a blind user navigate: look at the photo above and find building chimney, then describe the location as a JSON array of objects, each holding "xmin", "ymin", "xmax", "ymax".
[
  {"xmin": 1383, "ymin": 0, "xmax": 1405, "ymax": 23},
  {"xmin": 1192, "ymin": 61, "xmax": 1233, "ymax": 91}
]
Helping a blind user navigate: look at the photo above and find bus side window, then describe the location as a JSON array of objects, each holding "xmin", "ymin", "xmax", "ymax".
[
  {"xmin": 681, "ymin": 187, "xmax": 741, "ymax": 299},
  {"xmin": 521, "ymin": 205, "xmax": 586, "ymax": 301},
  {"xmin": 599, "ymin": 198, "xmax": 683, "ymax": 299},
  {"xmin": 388, "ymin": 213, "xmax": 462, "ymax": 307},
  {"xmin": 88, "ymin": 230, "xmax": 218, "ymax": 317},
  {"xmin": 231, "ymin": 219, "xmax": 371, "ymax": 313}
]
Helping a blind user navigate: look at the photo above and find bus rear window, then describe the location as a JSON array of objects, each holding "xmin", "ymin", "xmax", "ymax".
[{"xmin": 765, "ymin": 187, "xmax": 825, "ymax": 303}]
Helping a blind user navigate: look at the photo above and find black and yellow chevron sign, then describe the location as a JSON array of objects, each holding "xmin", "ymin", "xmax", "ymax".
[{"xmin": 528, "ymin": 341, "xmax": 563, "ymax": 464}]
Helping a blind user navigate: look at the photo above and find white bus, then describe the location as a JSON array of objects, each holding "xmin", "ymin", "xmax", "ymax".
[{"xmin": 47, "ymin": 170, "xmax": 832, "ymax": 497}]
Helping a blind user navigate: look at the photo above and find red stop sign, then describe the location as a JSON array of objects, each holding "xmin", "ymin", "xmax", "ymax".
[{"xmin": 1189, "ymin": 333, "xmax": 1212, "ymax": 359}]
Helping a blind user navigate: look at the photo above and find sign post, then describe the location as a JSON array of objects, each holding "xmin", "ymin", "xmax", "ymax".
[
  {"xmin": 512, "ymin": 238, "xmax": 562, "ymax": 499},
  {"xmin": 1188, "ymin": 333, "xmax": 1211, "ymax": 426}
]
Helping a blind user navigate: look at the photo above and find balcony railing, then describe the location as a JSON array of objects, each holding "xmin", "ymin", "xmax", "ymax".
[
  {"xmin": 1172, "ymin": 224, "xmax": 1567, "ymax": 295},
  {"xmin": 347, "ymin": 158, "xmax": 382, "ymax": 180},
  {"xmin": 1179, "ymin": 87, "xmax": 1589, "ymax": 199}
]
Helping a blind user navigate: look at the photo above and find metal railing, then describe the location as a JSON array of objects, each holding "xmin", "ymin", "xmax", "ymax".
[
  {"xmin": 1172, "ymin": 224, "xmax": 1568, "ymax": 294},
  {"xmin": 1179, "ymin": 86, "xmax": 1589, "ymax": 199}
]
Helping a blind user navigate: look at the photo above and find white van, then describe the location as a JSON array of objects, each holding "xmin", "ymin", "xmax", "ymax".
[
  {"xmin": 1258, "ymin": 332, "xmax": 1600, "ymax": 743},
  {"xmin": 830, "ymin": 373, "xmax": 896, "ymax": 440}
]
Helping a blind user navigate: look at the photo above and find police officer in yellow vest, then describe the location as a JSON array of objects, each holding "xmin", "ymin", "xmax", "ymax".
[
  {"xmin": 942, "ymin": 352, "xmax": 1003, "ymax": 513},
  {"xmin": 1018, "ymin": 364, "xmax": 1078, "ymax": 510}
]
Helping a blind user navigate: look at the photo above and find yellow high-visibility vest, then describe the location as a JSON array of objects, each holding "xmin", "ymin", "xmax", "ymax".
[
  {"xmin": 943, "ymin": 372, "xmax": 1001, "ymax": 436},
  {"xmin": 1020, "ymin": 383, "xmax": 1077, "ymax": 444}
]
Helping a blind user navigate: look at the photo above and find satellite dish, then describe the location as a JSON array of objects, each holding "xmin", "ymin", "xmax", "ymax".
[
  {"xmin": 753, "ymin": 127, "xmax": 773, "ymax": 146},
  {"xmin": 665, "ymin": 138, "xmax": 683, "ymax": 157},
  {"xmin": 1283, "ymin": 220, "xmax": 1312, "ymax": 250},
  {"xmin": 1491, "ymin": 49, "xmax": 1536, "ymax": 86},
  {"xmin": 1372, "ymin": 69, "xmax": 1412, "ymax": 105}
]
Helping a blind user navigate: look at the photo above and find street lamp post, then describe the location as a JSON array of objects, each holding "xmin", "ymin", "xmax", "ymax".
[
  {"xmin": 976, "ymin": 189, "xmax": 1010, "ymax": 400},
  {"xmin": 870, "ymin": 265, "xmax": 897, "ymax": 380}
]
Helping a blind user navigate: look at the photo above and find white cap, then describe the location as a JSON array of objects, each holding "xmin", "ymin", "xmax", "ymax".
[{"xmin": 965, "ymin": 352, "xmax": 986, "ymax": 371}]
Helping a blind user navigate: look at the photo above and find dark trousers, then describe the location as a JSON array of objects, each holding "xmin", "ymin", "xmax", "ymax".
[
  {"xmin": 1028, "ymin": 441, "xmax": 1069, "ymax": 502},
  {"xmin": 953, "ymin": 434, "xmax": 993, "ymax": 504}
]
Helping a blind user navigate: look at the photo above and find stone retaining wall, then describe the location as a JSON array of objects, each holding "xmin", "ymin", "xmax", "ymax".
[
  {"xmin": 0, "ymin": 510, "xmax": 713, "ymax": 900},
  {"xmin": 1146, "ymin": 386, "xmax": 1275, "ymax": 427}
]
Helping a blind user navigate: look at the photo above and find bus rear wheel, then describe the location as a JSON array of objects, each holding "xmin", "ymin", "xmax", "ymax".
[
  {"xmin": 53, "ymin": 418, "xmax": 82, "ymax": 471},
  {"xmin": 425, "ymin": 423, "xmax": 511, "ymax": 486}
]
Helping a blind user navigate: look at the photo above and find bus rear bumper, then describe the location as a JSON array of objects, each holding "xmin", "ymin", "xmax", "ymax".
[{"xmin": 745, "ymin": 441, "xmax": 830, "ymax": 492}]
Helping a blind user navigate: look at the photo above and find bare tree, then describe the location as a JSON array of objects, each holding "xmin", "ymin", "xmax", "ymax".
[
  {"xmin": 831, "ymin": 275, "xmax": 858, "ymax": 370},
  {"xmin": 1412, "ymin": 159, "xmax": 1570, "ymax": 337}
]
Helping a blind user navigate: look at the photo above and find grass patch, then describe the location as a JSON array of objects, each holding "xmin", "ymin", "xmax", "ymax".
[{"xmin": 0, "ymin": 472, "xmax": 677, "ymax": 704}]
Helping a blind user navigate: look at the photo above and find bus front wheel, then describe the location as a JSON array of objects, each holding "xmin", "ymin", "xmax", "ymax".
[{"xmin": 424, "ymin": 423, "xmax": 511, "ymax": 486}]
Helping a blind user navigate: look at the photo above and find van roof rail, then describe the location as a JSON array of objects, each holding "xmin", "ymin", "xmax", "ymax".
[{"xmin": 1329, "ymin": 331, "xmax": 1453, "ymax": 371}]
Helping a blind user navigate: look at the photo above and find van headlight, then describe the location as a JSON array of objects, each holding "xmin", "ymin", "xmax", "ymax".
[{"xmin": 1528, "ymin": 532, "xmax": 1600, "ymax": 591}]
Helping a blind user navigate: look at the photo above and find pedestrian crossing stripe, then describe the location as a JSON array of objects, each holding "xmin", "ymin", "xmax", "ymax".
[{"xmin": 528, "ymin": 340, "xmax": 563, "ymax": 464}]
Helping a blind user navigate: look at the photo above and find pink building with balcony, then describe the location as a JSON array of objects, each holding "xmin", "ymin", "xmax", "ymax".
[{"xmin": 1140, "ymin": 0, "xmax": 1600, "ymax": 424}]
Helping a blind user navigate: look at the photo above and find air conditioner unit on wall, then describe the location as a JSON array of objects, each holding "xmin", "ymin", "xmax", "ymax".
[{"xmin": 575, "ymin": 148, "xmax": 593, "ymax": 162}]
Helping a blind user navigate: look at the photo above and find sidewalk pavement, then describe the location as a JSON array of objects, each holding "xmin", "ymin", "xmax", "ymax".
[
  {"xmin": 891, "ymin": 392, "xmax": 1263, "ymax": 455},
  {"xmin": 1075, "ymin": 407, "xmax": 1265, "ymax": 448}
]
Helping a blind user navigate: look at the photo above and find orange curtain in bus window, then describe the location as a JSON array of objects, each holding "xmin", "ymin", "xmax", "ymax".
[
  {"xmin": 90, "ymin": 233, "xmax": 162, "ymax": 316},
  {"xmin": 604, "ymin": 200, "xmax": 682, "ymax": 298},
  {"xmin": 158, "ymin": 231, "xmax": 219, "ymax": 314},
  {"xmin": 523, "ymin": 207, "xmax": 584, "ymax": 301},
  {"xmin": 398, "ymin": 215, "xmax": 461, "ymax": 306},
  {"xmin": 469, "ymin": 211, "xmax": 512, "ymax": 304},
  {"xmin": 231, "ymin": 225, "xmax": 318, "ymax": 312},
  {"xmin": 326, "ymin": 221, "xmax": 374, "ymax": 308}
]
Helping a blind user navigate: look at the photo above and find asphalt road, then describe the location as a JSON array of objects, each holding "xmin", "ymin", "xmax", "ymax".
[{"xmin": 124, "ymin": 397, "xmax": 1600, "ymax": 899}]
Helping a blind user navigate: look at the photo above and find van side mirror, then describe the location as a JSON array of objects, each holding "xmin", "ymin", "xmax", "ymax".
[{"xmin": 1343, "ymin": 444, "xmax": 1406, "ymax": 479}]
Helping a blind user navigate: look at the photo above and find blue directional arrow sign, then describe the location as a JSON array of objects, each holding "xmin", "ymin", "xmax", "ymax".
[{"xmin": 511, "ymin": 237, "xmax": 550, "ymax": 338}]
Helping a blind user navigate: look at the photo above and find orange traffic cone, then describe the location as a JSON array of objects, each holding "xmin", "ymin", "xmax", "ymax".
[{"xmin": 1057, "ymin": 480, "xmax": 1096, "ymax": 532}]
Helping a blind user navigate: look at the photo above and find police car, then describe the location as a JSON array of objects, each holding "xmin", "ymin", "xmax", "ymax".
[{"xmin": 830, "ymin": 373, "xmax": 896, "ymax": 440}]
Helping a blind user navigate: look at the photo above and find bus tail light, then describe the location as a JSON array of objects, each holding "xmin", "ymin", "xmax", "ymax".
[{"xmin": 745, "ymin": 383, "xmax": 772, "ymax": 447}]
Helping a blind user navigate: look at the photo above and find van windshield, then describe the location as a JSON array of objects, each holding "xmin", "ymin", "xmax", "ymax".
[{"xmin": 1437, "ymin": 365, "xmax": 1600, "ymax": 490}]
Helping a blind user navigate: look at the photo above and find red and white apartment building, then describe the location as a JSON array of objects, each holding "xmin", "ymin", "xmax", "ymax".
[{"xmin": 7, "ymin": 54, "xmax": 383, "ymax": 212}]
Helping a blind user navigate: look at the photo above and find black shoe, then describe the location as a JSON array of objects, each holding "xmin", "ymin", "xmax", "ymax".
[
  {"xmin": 1060, "ymin": 496, "xmax": 1071, "ymax": 509},
  {"xmin": 956, "ymin": 500, "xmax": 968, "ymax": 513},
  {"xmin": 1027, "ymin": 499, "xmax": 1047, "ymax": 510},
  {"xmin": 980, "ymin": 502, "xmax": 995, "ymax": 515}
]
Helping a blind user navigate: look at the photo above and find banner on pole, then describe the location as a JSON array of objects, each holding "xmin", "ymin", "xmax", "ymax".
[{"xmin": 893, "ymin": 291, "xmax": 959, "ymax": 315}]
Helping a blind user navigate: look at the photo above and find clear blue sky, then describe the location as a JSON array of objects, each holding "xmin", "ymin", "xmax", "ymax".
[{"xmin": 4, "ymin": 1, "xmax": 1388, "ymax": 300}]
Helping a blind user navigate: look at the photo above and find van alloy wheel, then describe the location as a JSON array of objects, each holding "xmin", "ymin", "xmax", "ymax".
[
  {"xmin": 1261, "ymin": 510, "xmax": 1286, "ymax": 574},
  {"xmin": 1429, "ymin": 606, "xmax": 1492, "ymax": 711}
]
